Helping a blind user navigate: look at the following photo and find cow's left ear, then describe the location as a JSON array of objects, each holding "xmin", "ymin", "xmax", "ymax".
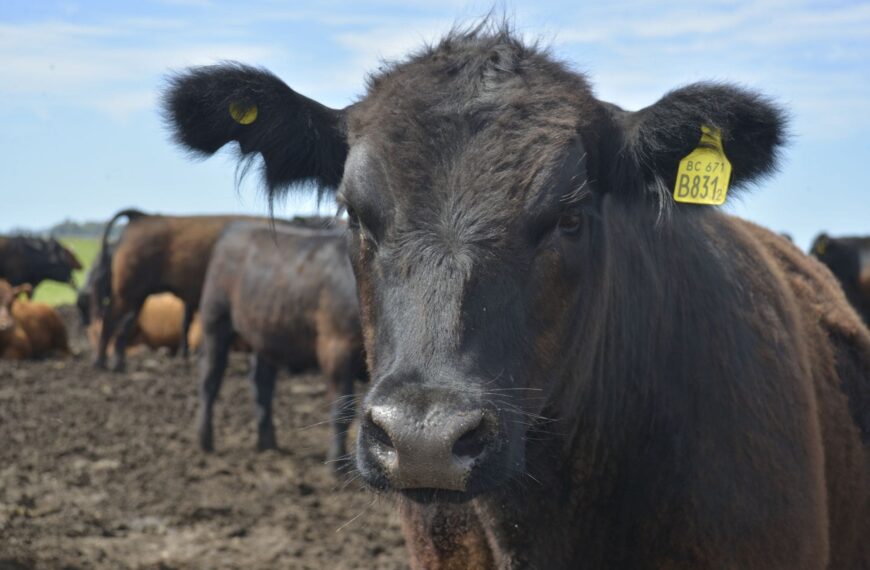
[{"xmin": 613, "ymin": 83, "xmax": 788, "ymax": 201}]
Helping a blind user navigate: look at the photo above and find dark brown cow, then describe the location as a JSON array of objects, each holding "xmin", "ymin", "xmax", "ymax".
[
  {"xmin": 811, "ymin": 233, "xmax": 870, "ymax": 326},
  {"xmin": 0, "ymin": 235, "xmax": 82, "ymax": 291},
  {"xmin": 90, "ymin": 209, "xmax": 272, "ymax": 371},
  {"xmin": 197, "ymin": 222, "xmax": 365, "ymax": 468},
  {"xmin": 164, "ymin": 26, "xmax": 870, "ymax": 570}
]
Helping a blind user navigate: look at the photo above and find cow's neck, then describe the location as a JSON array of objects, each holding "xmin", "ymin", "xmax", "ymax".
[{"xmin": 470, "ymin": 208, "xmax": 750, "ymax": 568}]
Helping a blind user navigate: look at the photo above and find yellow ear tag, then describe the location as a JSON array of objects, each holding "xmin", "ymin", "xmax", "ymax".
[
  {"xmin": 815, "ymin": 239, "xmax": 828, "ymax": 255},
  {"xmin": 229, "ymin": 101, "xmax": 258, "ymax": 125},
  {"xmin": 673, "ymin": 126, "xmax": 732, "ymax": 205}
]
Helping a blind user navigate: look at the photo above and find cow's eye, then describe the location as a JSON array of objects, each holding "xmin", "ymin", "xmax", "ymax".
[
  {"xmin": 557, "ymin": 213, "xmax": 583, "ymax": 236},
  {"xmin": 346, "ymin": 205, "xmax": 361, "ymax": 230}
]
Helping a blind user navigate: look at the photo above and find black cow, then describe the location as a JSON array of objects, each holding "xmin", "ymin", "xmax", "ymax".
[
  {"xmin": 0, "ymin": 235, "xmax": 82, "ymax": 291},
  {"xmin": 165, "ymin": 25, "xmax": 870, "ymax": 570},
  {"xmin": 197, "ymin": 222, "xmax": 365, "ymax": 468},
  {"xmin": 811, "ymin": 233, "xmax": 870, "ymax": 326}
]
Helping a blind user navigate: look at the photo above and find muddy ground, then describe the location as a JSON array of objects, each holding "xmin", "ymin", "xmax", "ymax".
[{"xmin": 0, "ymin": 306, "xmax": 408, "ymax": 570}]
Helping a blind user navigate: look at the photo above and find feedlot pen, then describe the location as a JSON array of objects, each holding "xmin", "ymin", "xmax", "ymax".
[{"xmin": 0, "ymin": 307, "xmax": 407, "ymax": 570}]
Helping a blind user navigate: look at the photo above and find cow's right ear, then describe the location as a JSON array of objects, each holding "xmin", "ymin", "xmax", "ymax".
[
  {"xmin": 12, "ymin": 284, "xmax": 33, "ymax": 300},
  {"xmin": 163, "ymin": 63, "xmax": 349, "ymax": 195}
]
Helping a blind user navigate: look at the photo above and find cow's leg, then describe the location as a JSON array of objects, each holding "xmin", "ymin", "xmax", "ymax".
[
  {"xmin": 319, "ymin": 343, "xmax": 357, "ymax": 473},
  {"xmin": 94, "ymin": 300, "xmax": 119, "ymax": 369},
  {"xmin": 179, "ymin": 302, "xmax": 194, "ymax": 359},
  {"xmin": 249, "ymin": 353, "xmax": 278, "ymax": 451},
  {"xmin": 197, "ymin": 320, "xmax": 233, "ymax": 452},
  {"xmin": 110, "ymin": 305, "xmax": 142, "ymax": 372}
]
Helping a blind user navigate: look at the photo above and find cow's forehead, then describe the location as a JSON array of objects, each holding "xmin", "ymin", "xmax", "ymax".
[
  {"xmin": 344, "ymin": 35, "xmax": 604, "ymax": 213},
  {"xmin": 347, "ymin": 32, "xmax": 600, "ymax": 141}
]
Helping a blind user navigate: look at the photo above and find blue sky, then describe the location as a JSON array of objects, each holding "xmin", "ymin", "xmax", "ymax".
[{"xmin": 1, "ymin": 0, "xmax": 868, "ymax": 250}]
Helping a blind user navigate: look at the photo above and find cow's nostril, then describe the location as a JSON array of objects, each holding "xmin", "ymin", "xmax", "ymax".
[
  {"xmin": 452, "ymin": 418, "xmax": 488, "ymax": 459},
  {"xmin": 366, "ymin": 411, "xmax": 395, "ymax": 449}
]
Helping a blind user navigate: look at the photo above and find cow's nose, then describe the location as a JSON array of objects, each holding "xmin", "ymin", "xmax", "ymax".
[{"xmin": 365, "ymin": 404, "xmax": 492, "ymax": 491}]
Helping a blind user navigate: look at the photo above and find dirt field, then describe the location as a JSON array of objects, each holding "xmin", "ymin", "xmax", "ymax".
[{"xmin": 0, "ymin": 307, "xmax": 408, "ymax": 570}]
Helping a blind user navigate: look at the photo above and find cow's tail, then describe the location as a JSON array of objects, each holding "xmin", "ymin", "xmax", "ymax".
[{"xmin": 93, "ymin": 209, "xmax": 147, "ymax": 318}]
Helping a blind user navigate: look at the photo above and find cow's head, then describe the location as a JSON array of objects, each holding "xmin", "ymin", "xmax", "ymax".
[
  {"xmin": 47, "ymin": 238, "xmax": 83, "ymax": 285},
  {"xmin": 20, "ymin": 237, "xmax": 82, "ymax": 287},
  {"xmin": 811, "ymin": 234, "xmax": 860, "ymax": 282},
  {"xmin": 0, "ymin": 280, "xmax": 30, "ymax": 333},
  {"xmin": 164, "ymin": 27, "xmax": 786, "ymax": 502}
]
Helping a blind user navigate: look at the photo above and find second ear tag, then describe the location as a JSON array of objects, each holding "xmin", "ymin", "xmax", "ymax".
[{"xmin": 673, "ymin": 126, "xmax": 732, "ymax": 206}]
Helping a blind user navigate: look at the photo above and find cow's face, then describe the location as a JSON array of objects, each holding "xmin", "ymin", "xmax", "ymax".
[
  {"xmin": 337, "ymin": 81, "xmax": 613, "ymax": 498},
  {"xmin": 165, "ymin": 28, "xmax": 785, "ymax": 502},
  {"xmin": 46, "ymin": 239, "xmax": 82, "ymax": 285},
  {"xmin": 811, "ymin": 234, "xmax": 860, "ymax": 284}
]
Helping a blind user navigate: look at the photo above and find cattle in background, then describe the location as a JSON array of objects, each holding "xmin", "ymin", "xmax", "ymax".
[
  {"xmin": 76, "ymin": 241, "xmax": 114, "ymax": 329},
  {"xmin": 91, "ymin": 211, "xmax": 338, "ymax": 371},
  {"xmin": 0, "ymin": 235, "xmax": 82, "ymax": 291},
  {"xmin": 165, "ymin": 25, "xmax": 870, "ymax": 569},
  {"xmin": 0, "ymin": 280, "xmax": 69, "ymax": 359},
  {"xmin": 78, "ymin": 252, "xmax": 203, "ymax": 355},
  {"xmin": 85, "ymin": 293, "xmax": 204, "ymax": 356},
  {"xmin": 811, "ymin": 233, "xmax": 870, "ymax": 326},
  {"xmin": 89, "ymin": 209, "xmax": 272, "ymax": 371},
  {"xmin": 197, "ymin": 222, "xmax": 364, "ymax": 468}
]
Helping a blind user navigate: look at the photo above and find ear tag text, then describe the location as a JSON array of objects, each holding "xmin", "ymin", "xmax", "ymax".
[
  {"xmin": 673, "ymin": 126, "xmax": 731, "ymax": 205},
  {"xmin": 229, "ymin": 101, "xmax": 258, "ymax": 125}
]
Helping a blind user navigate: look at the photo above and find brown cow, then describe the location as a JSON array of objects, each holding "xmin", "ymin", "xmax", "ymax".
[
  {"xmin": 0, "ymin": 280, "xmax": 69, "ymax": 359},
  {"xmin": 86, "ymin": 292, "xmax": 203, "ymax": 355},
  {"xmin": 165, "ymin": 25, "xmax": 870, "ymax": 570},
  {"xmin": 90, "ymin": 210, "xmax": 267, "ymax": 371}
]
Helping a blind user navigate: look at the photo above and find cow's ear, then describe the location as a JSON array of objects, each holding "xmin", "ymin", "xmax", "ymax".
[
  {"xmin": 162, "ymin": 63, "xmax": 349, "ymax": 196},
  {"xmin": 811, "ymin": 233, "xmax": 830, "ymax": 256},
  {"xmin": 12, "ymin": 284, "xmax": 33, "ymax": 299},
  {"xmin": 611, "ymin": 83, "xmax": 787, "ymax": 203}
]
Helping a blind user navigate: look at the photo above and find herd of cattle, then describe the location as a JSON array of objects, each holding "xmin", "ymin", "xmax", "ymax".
[
  {"xmin": 3, "ymin": 26, "xmax": 870, "ymax": 570},
  {"xmin": 1, "ymin": 212, "xmax": 365, "ymax": 465},
  {"xmin": 2, "ymin": 225, "xmax": 867, "ymax": 460}
]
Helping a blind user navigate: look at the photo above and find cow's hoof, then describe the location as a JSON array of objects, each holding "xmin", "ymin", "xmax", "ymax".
[
  {"xmin": 110, "ymin": 361, "xmax": 126, "ymax": 373},
  {"xmin": 256, "ymin": 431, "xmax": 277, "ymax": 452},
  {"xmin": 199, "ymin": 431, "xmax": 214, "ymax": 453}
]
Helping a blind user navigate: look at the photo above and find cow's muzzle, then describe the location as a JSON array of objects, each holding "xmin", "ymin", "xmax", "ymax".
[{"xmin": 359, "ymin": 402, "xmax": 496, "ymax": 492}]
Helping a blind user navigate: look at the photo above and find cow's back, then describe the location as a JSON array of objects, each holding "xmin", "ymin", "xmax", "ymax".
[
  {"xmin": 114, "ymin": 215, "xmax": 262, "ymax": 307},
  {"xmin": 739, "ymin": 219, "xmax": 870, "ymax": 567},
  {"xmin": 204, "ymin": 223, "xmax": 358, "ymax": 369}
]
